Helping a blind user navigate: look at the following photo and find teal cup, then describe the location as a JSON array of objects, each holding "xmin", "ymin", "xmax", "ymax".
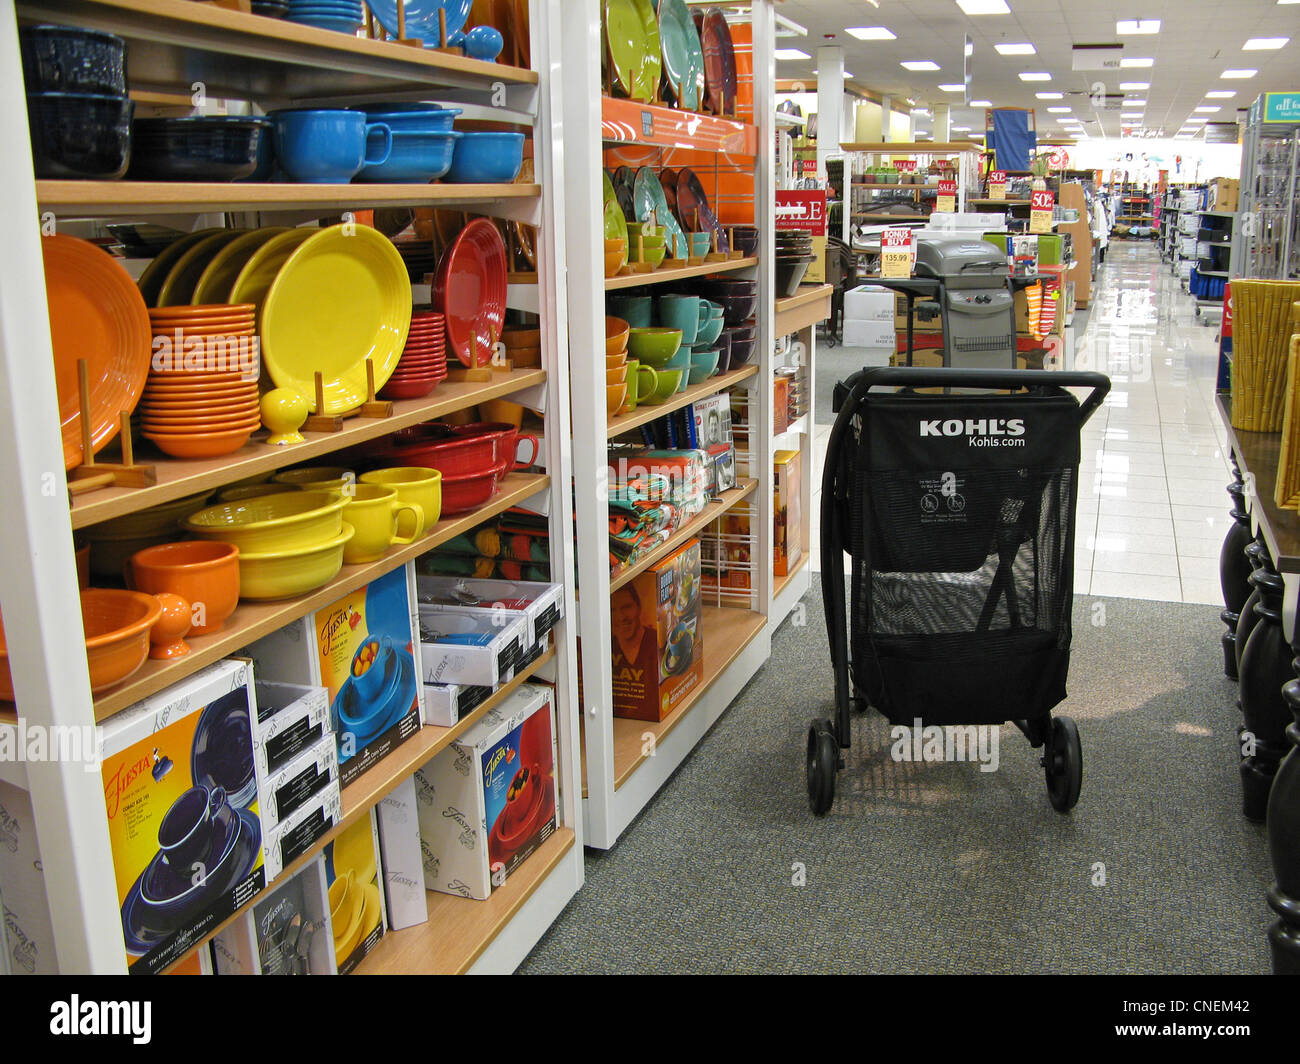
[
  {"xmin": 688, "ymin": 348, "xmax": 720, "ymax": 384},
  {"xmin": 656, "ymin": 294, "xmax": 701, "ymax": 345},
  {"xmin": 695, "ymin": 308, "xmax": 724, "ymax": 347},
  {"xmin": 608, "ymin": 295, "xmax": 652, "ymax": 328},
  {"xmin": 688, "ymin": 231, "xmax": 712, "ymax": 258}
]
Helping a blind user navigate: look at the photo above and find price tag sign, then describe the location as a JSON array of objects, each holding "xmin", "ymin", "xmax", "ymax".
[
  {"xmin": 880, "ymin": 227, "xmax": 913, "ymax": 278},
  {"xmin": 801, "ymin": 158, "xmax": 818, "ymax": 174},
  {"xmin": 988, "ymin": 169, "xmax": 1007, "ymax": 200},
  {"xmin": 935, "ymin": 178, "xmax": 957, "ymax": 213},
  {"xmin": 894, "ymin": 159, "xmax": 917, "ymax": 173},
  {"xmin": 1030, "ymin": 189, "xmax": 1054, "ymax": 234}
]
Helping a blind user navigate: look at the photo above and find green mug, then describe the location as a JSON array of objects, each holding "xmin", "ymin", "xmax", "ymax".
[{"xmin": 624, "ymin": 360, "xmax": 657, "ymax": 412}]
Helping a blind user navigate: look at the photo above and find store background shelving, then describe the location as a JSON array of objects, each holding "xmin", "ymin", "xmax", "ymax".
[
  {"xmin": 0, "ymin": 0, "xmax": 583, "ymax": 973},
  {"xmin": 1233, "ymin": 99, "xmax": 1300, "ymax": 281}
]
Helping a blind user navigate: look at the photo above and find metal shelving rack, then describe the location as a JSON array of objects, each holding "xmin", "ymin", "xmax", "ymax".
[
  {"xmin": 0, "ymin": 0, "xmax": 583, "ymax": 973},
  {"xmin": 1233, "ymin": 93, "xmax": 1300, "ymax": 281},
  {"xmin": 562, "ymin": 0, "xmax": 777, "ymax": 851}
]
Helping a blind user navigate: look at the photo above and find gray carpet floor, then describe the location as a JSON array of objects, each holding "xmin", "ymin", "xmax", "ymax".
[{"xmin": 521, "ymin": 581, "xmax": 1274, "ymax": 974}]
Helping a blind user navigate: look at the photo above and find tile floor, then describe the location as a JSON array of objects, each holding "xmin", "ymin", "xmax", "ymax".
[{"xmin": 808, "ymin": 240, "xmax": 1233, "ymax": 605}]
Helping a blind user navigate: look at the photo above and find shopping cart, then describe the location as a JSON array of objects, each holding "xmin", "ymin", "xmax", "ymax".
[{"xmin": 807, "ymin": 366, "xmax": 1110, "ymax": 816}]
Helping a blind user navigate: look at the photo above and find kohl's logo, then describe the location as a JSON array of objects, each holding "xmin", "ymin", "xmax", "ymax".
[
  {"xmin": 920, "ymin": 418, "xmax": 1025, "ymax": 438},
  {"xmin": 50, "ymin": 996, "xmax": 151, "ymax": 1044}
]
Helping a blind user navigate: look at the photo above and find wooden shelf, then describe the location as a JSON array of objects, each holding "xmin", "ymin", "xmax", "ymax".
[
  {"xmin": 85, "ymin": 473, "xmax": 549, "ymax": 720},
  {"xmin": 841, "ymin": 142, "xmax": 982, "ymax": 154},
  {"xmin": 38, "ymin": 181, "xmax": 539, "ymax": 218},
  {"xmin": 602, "ymin": 96, "xmax": 757, "ymax": 155},
  {"xmin": 775, "ymin": 284, "xmax": 832, "ymax": 335},
  {"xmin": 353, "ymin": 826, "xmax": 575, "ymax": 975},
  {"xmin": 606, "ymin": 364, "xmax": 757, "ymax": 438},
  {"xmin": 609, "ymin": 478, "xmax": 757, "ymax": 593},
  {"xmin": 969, "ymin": 198, "xmax": 1032, "ymax": 206},
  {"xmin": 14, "ymin": 0, "xmax": 537, "ymax": 103},
  {"xmin": 605, "ymin": 256, "xmax": 757, "ymax": 291},
  {"xmin": 71, "ymin": 370, "xmax": 545, "ymax": 529},
  {"xmin": 773, "ymin": 553, "xmax": 810, "ymax": 600},
  {"xmin": 157, "ymin": 645, "xmax": 557, "ymax": 975}
]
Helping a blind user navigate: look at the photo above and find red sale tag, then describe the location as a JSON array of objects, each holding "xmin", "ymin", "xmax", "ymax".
[
  {"xmin": 881, "ymin": 227, "xmax": 913, "ymax": 277},
  {"xmin": 893, "ymin": 159, "xmax": 917, "ymax": 172},
  {"xmin": 1031, "ymin": 190, "xmax": 1054, "ymax": 210},
  {"xmin": 882, "ymin": 228, "xmax": 913, "ymax": 249},
  {"xmin": 990, "ymin": 170, "xmax": 1007, "ymax": 184}
]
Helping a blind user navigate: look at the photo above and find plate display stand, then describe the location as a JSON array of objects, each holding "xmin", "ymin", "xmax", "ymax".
[
  {"xmin": 300, "ymin": 364, "xmax": 395, "ymax": 432},
  {"xmin": 67, "ymin": 362, "xmax": 157, "ymax": 497}
]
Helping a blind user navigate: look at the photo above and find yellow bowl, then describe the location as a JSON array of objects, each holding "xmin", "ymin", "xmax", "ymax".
[
  {"xmin": 272, "ymin": 466, "xmax": 355, "ymax": 492},
  {"xmin": 359, "ymin": 467, "xmax": 443, "ymax": 536},
  {"xmin": 236, "ymin": 524, "xmax": 354, "ymax": 600},
  {"xmin": 182, "ymin": 491, "xmax": 347, "ymax": 553}
]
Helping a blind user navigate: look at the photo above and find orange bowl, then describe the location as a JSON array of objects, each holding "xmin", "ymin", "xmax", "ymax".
[
  {"xmin": 502, "ymin": 328, "xmax": 541, "ymax": 348},
  {"xmin": 607, "ymin": 364, "xmax": 628, "ymax": 386},
  {"xmin": 604, "ymin": 249, "xmax": 624, "ymax": 278},
  {"xmin": 478, "ymin": 398, "xmax": 524, "ymax": 428},
  {"xmin": 605, "ymin": 316, "xmax": 629, "ymax": 355},
  {"xmin": 143, "ymin": 427, "xmax": 255, "ymax": 459},
  {"xmin": 127, "ymin": 540, "xmax": 240, "ymax": 636},
  {"xmin": 143, "ymin": 384, "xmax": 259, "ymax": 401},
  {"xmin": 145, "ymin": 370, "xmax": 257, "ymax": 384},
  {"xmin": 605, "ymin": 382, "xmax": 627, "ymax": 417}
]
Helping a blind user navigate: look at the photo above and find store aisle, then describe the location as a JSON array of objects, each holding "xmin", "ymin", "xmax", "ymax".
[{"xmin": 806, "ymin": 242, "xmax": 1232, "ymax": 605}]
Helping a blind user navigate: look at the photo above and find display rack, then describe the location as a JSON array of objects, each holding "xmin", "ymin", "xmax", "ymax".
[
  {"xmin": 1233, "ymin": 93, "xmax": 1300, "ymax": 280},
  {"xmin": 562, "ymin": 0, "xmax": 777, "ymax": 851},
  {"xmin": 0, "ymin": 0, "xmax": 582, "ymax": 973}
]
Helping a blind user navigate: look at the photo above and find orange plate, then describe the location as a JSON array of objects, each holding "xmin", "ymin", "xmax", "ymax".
[
  {"xmin": 141, "ymin": 415, "xmax": 262, "ymax": 432},
  {"xmin": 43, "ymin": 235, "xmax": 151, "ymax": 469},
  {"xmin": 140, "ymin": 398, "xmax": 261, "ymax": 415},
  {"xmin": 148, "ymin": 303, "xmax": 256, "ymax": 319}
]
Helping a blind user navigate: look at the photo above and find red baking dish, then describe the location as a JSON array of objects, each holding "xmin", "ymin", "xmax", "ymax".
[
  {"xmin": 380, "ymin": 427, "xmax": 498, "ymax": 476},
  {"xmin": 448, "ymin": 422, "xmax": 539, "ymax": 470},
  {"xmin": 440, "ymin": 460, "xmax": 508, "ymax": 514}
]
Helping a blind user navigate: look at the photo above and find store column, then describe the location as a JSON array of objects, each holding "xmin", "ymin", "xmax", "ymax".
[
  {"xmin": 934, "ymin": 104, "xmax": 951, "ymax": 142},
  {"xmin": 816, "ymin": 46, "xmax": 844, "ymax": 244}
]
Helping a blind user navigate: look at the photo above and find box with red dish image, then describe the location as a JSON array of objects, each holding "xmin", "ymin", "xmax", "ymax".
[
  {"xmin": 323, "ymin": 808, "xmax": 386, "ymax": 974},
  {"xmin": 244, "ymin": 563, "xmax": 424, "ymax": 788},
  {"xmin": 611, "ymin": 538, "xmax": 703, "ymax": 722},
  {"xmin": 414, "ymin": 683, "xmax": 557, "ymax": 900}
]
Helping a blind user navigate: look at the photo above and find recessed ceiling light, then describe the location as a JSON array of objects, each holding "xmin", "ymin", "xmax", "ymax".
[
  {"xmin": 1119, "ymin": 82, "xmax": 1150, "ymax": 90},
  {"xmin": 1206, "ymin": 90, "xmax": 1236, "ymax": 98},
  {"xmin": 951, "ymin": 125, "xmax": 972, "ymax": 131},
  {"xmin": 1185, "ymin": 116, "xmax": 1208, "ymax": 123},
  {"xmin": 1125, "ymin": 99, "xmax": 1147, "ymax": 107},
  {"xmin": 901, "ymin": 60, "xmax": 941, "ymax": 70},
  {"xmin": 1120, "ymin": 57, "xmax": 1155, "ymax": 67},
  {"xmin": 774, "ymin": 48, "xmax": 810, "ymax": 60},
  {"xmin": 1117, "ymin": 19, "xmax": 1161, "ymax": 33},
  {"xmin": 845, "ymin": 26, "xmax": 896, "ymax": 40},
  {"xmin": 1018, "ymin": 71, "xmax": 1051, "ymax": 81},
  {"xmin": 1047, "ymin": 106, "xmax": 1071, "ymax": 113},
  {"xmin": 1222, "ymin": 68, "xmax": 1258, "ymax": 78},
  {"xmin": 938, "ymin": 83, "xmax": 966, "ymax": 91},
  {"xmin": 956, "ymin": 0, "xmax": 1010, "ymax": 13},
  {"xmin": 1035, "ymin": 92, "xmax": 1063, "ymax": 100},
  {"xmin": 970, "ymin": 99, "xmax": 993, "ymax": 107},
  {"xmin": 1195, "ymin": 105, "xmax": 1221, "ymax": 113},
  {"xmin": 995, "ymin": 43, "xmax": 1036, "ymax": 55},
  {"xmin": 1244, "ymin": 37, "xmax": 1289, "ymax": 49}
]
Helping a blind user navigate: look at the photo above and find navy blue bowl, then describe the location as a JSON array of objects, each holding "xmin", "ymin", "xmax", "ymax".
[
  {"xmin": 359, "ymin": 103, "xmax": 462, "ymax": 133},
  {"xmin": 445, "ymin": 131, "xmax": 524, "ymax": 184},
  {"xmin": 357, "ymin": 129, "xmax": 462, "ymax": 183},
  {"xmin": 128, "ymin": 116, "xmax": 270, "ymax": 181},
  {"xmin": 27, "ymin": 92, "xmax": 132, "ymax": 179},
  {"xmin": 20, "ymin": 24, "xmax": 126, "ymax": 95}
]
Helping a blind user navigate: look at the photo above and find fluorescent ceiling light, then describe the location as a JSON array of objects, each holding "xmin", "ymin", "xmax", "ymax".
[
  {"xmin": 970, "ymin": 99, "xmax": 993, "ymax": 107},
  {"xmin": 1125, "ymin": 99, "xmax": 1147, "ymax": 106},
  {"xmin": 956, "ymin": 0, "xmax": 1010, "ymax": 13},
  {"xmin": 1243, "ymin": 37, "xmax": 1289, "ymax": 49},
  {"xmin": 1119, "ymin": 82, "xmax": 1149, "ymax": 90},
  {"xmin": 939, "ymin": 83, "xmax": 966, "ymax": 91},
  {"xmin": 900, "ymin": 60, "xmax": 941, "ymax": 70},
  {"xmin": 1047, "ymin": 106, "xmax": 1072, "ymax": 113},
  {"xmin": 1221, "ymin": 68, "xmax": 1257, "ymax": 78},
  {"xmin": 1018, "ymin": 71, "xmax": 1051, "ymax": 81},
  {"xmin": 1185, "ymin": 116, "xmax": 1208, "ymax": 123},
  {"xmin": 1120, "ymin": 57, "xmax": 1155, "ymax": 67},
  {"xmin": 774, "ymin": 48, "xmax": 810, "ymax": 60},
  {"xmin": 1117, "ymin": 19, "xmax": 1161, "ymax": 33},
  {"xmin": 1036, "ymin": 91, "xmax": 1063, "ymax": 99},
  {"xmin": 951, "ymin": 125, "xmax": 972, "ymax": 131},
  {"xmin": 1206, "ymin": 90, "xmax": 1236, "ymax": 98},
  {"xmin": 1194, "ymin": 105, "xmax": 1221, "ymax": 113},
  {"xmin": 845, "ymin": 26, "xmax": 896, "ymax": 40},
  {"xmin": 995, "ymin": 43, "xmax": 1036, "ymax": 55}
]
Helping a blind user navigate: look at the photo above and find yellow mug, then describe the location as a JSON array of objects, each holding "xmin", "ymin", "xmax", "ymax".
[
  {"xmin": 359, "ymin": 467, "xmax": 443, "ymax": 536},
  {"xmin": 341, "ymin": 484, "xmax": 423, "ymax": 563}
]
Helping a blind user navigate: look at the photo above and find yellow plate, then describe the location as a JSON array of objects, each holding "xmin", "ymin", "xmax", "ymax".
[
  {"xmin": 192, "ymin": 227, "xmax": 291, "ymax": 305},
  {"xmin": 156, "ymin": 230, "xmax": 249, "ymax": 307},
  {"xmin": 228, "ymin": 229, "xmax": 315, "ymax": 311},
  {"xmin": 236, "ymin": 523, "xmax": 354, "ymax": 600},
  {"xmin": 332, "ymin": 812, "xmax": 378, "ymax": 886},
  {"xmin": 260, "ymin": 224, "xmax": 410, "ymax": 416},
  {"xmin": 135, "ymin": 228, "xmax": 224, "ymax": 307}
]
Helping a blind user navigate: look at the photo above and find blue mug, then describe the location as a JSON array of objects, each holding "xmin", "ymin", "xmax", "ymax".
[{"xmin": 270, "ymin": 108, "xmax": 391, "ymax": 183}]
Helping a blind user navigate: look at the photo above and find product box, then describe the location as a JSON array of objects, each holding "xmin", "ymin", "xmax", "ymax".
[
  {"xmin": 414, "ymin": 683, "xmax": 557, "ymax": 900},
  {"xmin": 843, "ymin": 284, "xmax": 896, "ymax": 322},
  {"xmin": 843, "ymin": 318, "xmax": 898, "ymax": 349},
  {"xmin": 211, "ymin": 855, "xmax": 336, "ymax": 975},
  {"xmin": 245, "ymin": 563, "xmax": 425, "ymax": 788},
  {"xmin": 1209, "ymin": 177, "xmax": 1239, "ymax": 213},
  {"xmin": 774, "ymin": 374, "xmax": 790, "ymax": 434},
  {"xmin": 415, "ymin": 575, "xmax": 563, "ymax": 650},
  {"xmin": 774, "ymin": 450, "xmax": 803, "ymax": 578},
  {"xmin": 422, "ymin": 680, "xmax": 495, "ymax": 728},
  {"xmin": 261, "ymin": 733, "xmax": 339, "ymax": 832},
  {"xmin": 262, "ymin": 785, "xmax": 342, "ymax": 883},
  {"xmin": 417, "ymin": 604, "xmax": 529, "ymax": 688},
  {"xmin": 162, "ymin": 943, "xmax": 214, "ymax": 974},
  {"xmin": 0, "ymin": 780, "xmax": 56, "ymax": 974},
  {"xmin": 253, "ymin": 681, "xmax": 331, "ymax": 778},
  {"xmin": 99, "ymin": 658, "xmax": 266, "ymax": 975},
  {"xmin": 375, "ymin": 776, "xmax": 429, "ymax": 931},
  {"xmin": 323, "ymin": 809, "xmax": 386, "ymax": 974},
  {"xmin": 611, "ymin": 538, "xmax": 704, "ymax": 721}
]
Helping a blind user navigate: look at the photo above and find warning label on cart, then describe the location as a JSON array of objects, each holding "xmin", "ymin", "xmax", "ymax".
[{"xmin": 918, "ymin": 473, "xmax": 970, "ymax": 525}]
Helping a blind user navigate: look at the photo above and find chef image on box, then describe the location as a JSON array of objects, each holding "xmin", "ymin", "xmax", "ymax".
[{"xmin": 611, "ymin": 584, "xmax": 657, "ymax": 687}]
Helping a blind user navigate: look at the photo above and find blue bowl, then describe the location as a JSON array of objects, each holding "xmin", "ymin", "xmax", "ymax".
[
  {"xmin": 27, "ymin": 91, "xmax": 132, "ymax": 179},
  {"xmin": 464, "ymin": 25, "xmax": 504, "ymax": 62},
  {"xmin": 285, "ymin": 13, "xmax": 362, "ymax": 32},
  {"xmin": 129, "ymin": 115, "xmax": 270, "ymax": 181},
  {"xmin": 356, "ymin": 129, "xmax": 462, "ymax": 183},
  {"xmin": 20, "ymin": 24, "xmax": 127, "ymax": 95},
  {"xmin": 445, "ymin": 131, "xmax": 524, "ymax": 184},
  {"xmin": 286, "ymin": 4, "xmax": 364, "ymax": 14},
  {"xmin": 269, "ymin": 108, "xmax": 391, "ymax": 183},
  {"xmin": 359, "ymin": 103, "xmax": 462, "ymax": 133}
]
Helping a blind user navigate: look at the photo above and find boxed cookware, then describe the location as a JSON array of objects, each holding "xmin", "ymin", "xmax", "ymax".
[
  {"xmin": 253, "ymin": 681, "xmax": 331, "ymax": 778},
  {"xmin": 414, "ymin": 683, "xmax": 557, "ymax": 900},
  {"xmin": 98, "ymin": 658, "xmax": 267, "ymax": 975},
  {"xmin": 323, "ymin": 809, "xmax": 386, "ymax": 974},
  {"xmin": 774, "ymin": 450, "xmax": 803, "ymax": 578},
  {"xmin": 417, "ymin": 603, "xmax": 529, "ymax": 688},
  {"xmin": 422, "ymin": 680, "xmax": 494, "ymax": 728},
  {"xmin": 262, "ymin": 786, "xmax": 342, "ymax": 883},
  {"xmin": 245, "ymin": 563, "xmax": 425, "ymax": 788},
  {"xmin": 375, "ymin": 776, "xmax": 429, "ymax": 930},
  {"xmin": 260, "ymin": 733, "xmax": 339, "ymax": 832},
  {"xmin": 611, "ymin": 538, "xmax": 704, "ymax": 722},
  {"xmin": 0, "ymin": 780, "xmax": 57, "ymax": 974},
  {"xmin": 211, "ymin": 855, "xmax": 336, "ymax": 975},
  {"xmin": 415, "ymin": 575, "xmax": 564, "ymax": 649}
]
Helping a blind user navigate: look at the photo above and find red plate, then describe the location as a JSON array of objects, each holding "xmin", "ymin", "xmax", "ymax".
[{"xmin": 432, "ymin": 219, "xmax": 507, "ymax": 368}]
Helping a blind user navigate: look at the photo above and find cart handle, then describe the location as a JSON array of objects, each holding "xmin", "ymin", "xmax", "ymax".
[{"xmin": 848, "ymin": 366, "xmax": 1111, "ymax": 426}]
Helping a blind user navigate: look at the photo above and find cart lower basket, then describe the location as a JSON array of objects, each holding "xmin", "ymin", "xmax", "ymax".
[{"xmin": 807, "ymin": 367, "xmax": 1110, "ymax": 815}]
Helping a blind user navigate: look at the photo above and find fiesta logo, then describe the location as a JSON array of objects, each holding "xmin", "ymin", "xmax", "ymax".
[{"xmin": 920, "ymin": 418, "xmax": 1025, "ymax": 438}]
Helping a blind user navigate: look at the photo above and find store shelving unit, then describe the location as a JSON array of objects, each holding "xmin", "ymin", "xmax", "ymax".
[
  {"xmin": 562, "ymin": 0, "xmax": 776, "ymax": 850},
  {"xmin": 0, "ymin": 0, "xmax": 582, "ymax": 973},
  {"xmin": 1233, "ymin": 94, "xmax": 1300, "ymax": 280}
]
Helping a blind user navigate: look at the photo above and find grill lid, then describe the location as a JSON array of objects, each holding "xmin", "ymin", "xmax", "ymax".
[{"xmin": 915, "ymin": 236, "xmax": 1009, "ymax": 288}]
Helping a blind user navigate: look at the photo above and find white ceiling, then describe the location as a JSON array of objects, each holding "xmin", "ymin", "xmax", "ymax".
[{"xmin": 771, "ymin": 0, "xmax": 1300, "ymax": 140}]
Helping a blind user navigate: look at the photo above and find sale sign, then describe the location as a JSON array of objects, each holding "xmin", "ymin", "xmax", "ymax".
[
  {"xmin": 1030, "ymin": 188, "xmax": 1055, "ymax": 234},
  {"xmin": 801, "ymin": 159, "xmax": 818, "ymax": 174},
  {"xmin": 894, "ymin": 159, "xmax": 917, "ymax": 172},
  {"xmin": 988, "ymin": 169, "xmax": 1007, "ymax": 199},
  {"xmin": 935, "ymin": 178, "xmax": 957, "ymax": 213},
  {"xmin": 880, "ymin": 227, "xmax": 913, "ymax": 278},
  {"xmin": 775, "ymin": 190, "xmax": 827, "ymax": 235}
]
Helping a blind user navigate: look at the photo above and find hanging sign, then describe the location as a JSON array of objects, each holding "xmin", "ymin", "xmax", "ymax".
[
  {"xmin": 988, "ymin": 169, "xmax": 1007, "ymax": 200},
  {"xmin": 1030, "ymin": 189, "xmax": 1055, "ymax": 234},
  {"xmin": 775, "ymin": 190, "xmax": 827, "ymax": 235},
  {"xmin": 935, "ymin": 178, "xmax": 957, "ymax": 213},
  {"xmin": 880, "ymin": 227, "xmax": 914, "ymax": 278}
]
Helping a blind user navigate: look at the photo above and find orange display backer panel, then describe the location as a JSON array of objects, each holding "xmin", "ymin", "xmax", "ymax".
[
  {"xmin": 601, "ymin": 98, "xmax": 758, "ymax": 156},
  {"xmin": 603, "ymin": 147, "xmax": 756, "ymax": 230}
]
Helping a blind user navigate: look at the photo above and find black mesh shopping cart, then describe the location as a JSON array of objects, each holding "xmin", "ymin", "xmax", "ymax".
[{"xmin": 807, "ymin": 366, "xmax": 1110, "ymax": 816}]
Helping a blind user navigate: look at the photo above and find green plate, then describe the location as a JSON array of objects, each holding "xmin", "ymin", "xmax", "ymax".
[
  {"xmin": 629, "ymin": 0, "xmax": 661, "ymax": 103},
  {"xmin": 605, "ymin": 0, "xmax": 645, "ymax": 99},
  {"xmin": 658, "ymin": 0, "xmax": 701, "ymax": 110},
  {"xmin": 603, "ymin": 171, "xmax": 629, "ymax": 265}
]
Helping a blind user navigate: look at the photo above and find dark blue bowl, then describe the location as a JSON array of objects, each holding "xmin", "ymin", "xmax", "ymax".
[
  {"xmin": 285, "ymin": 13, "xmax": 363, "ymax": 32},
  {"xmin": 356, "ymin": 129, "xmax": 462, "ymax": 183},
  {"xmin": 445, "ymin": 131, "xmax": 524, "ymax": 184},
  {"xmin": 27, "ymin": 92, "xmax": 132, "ymax": 179},
  {"xmin": 128, "ymin": 116, "xmax": 270, "ymax": 182},
  {"xmin": 20, "ymin": 24, "xmax": 126, "ymax": 95},
  {"xmin": 358, "ymin": 103, "xmax": 462, "ymax": 133}
]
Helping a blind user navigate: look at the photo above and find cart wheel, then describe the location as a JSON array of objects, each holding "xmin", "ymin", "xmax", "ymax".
[
  {"xmin": 807, "ymin": 721, "xmax": 837, "ymax": 816},
  {"xmin": 1043, "ymin": 716, "xmax": 1082, "ymax": 813},
  {"xmin": 852, "ymin": 696, "xmax": 869, "ymax": 714}
]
